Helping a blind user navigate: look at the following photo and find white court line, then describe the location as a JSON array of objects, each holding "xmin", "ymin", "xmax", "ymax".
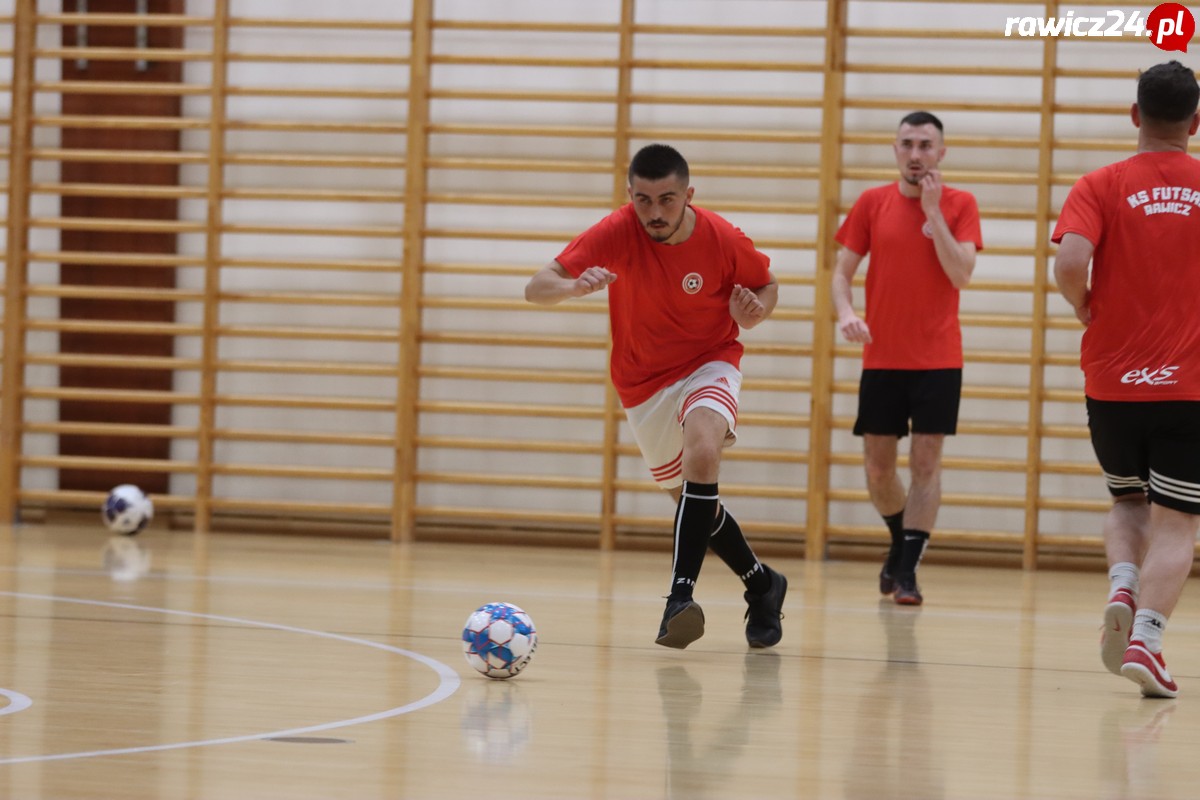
[
  {"xmin": 0, "ymin": 689, "xmax": 32, "ymax": 717},
  {"xmin": 0, "ymin": 591, "xmax": 462, "ymax": 765}
]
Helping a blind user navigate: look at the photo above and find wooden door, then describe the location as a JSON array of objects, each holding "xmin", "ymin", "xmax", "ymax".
[{"xmin": 57, "ymin": 0, "xmax": 184, "ymax": 495}]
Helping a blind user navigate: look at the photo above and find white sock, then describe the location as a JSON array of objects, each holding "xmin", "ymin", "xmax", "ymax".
[
  {"xmin": 1108, "ymin": 562, "xmax": 1140, "ymax": 600},
  {"xmin": 1132, "ymin": 609, "xmax": 1167, "ymax": 653}
]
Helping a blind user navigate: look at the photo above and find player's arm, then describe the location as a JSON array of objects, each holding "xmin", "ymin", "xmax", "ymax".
[
  {"xmin": 1052, "ymin": 232, "xmax": 1094, "ymax": 327},
  {"xmin": 729, "ymin": 271, "xmax": 778, "ymax": 330},
  {"xmin": 831, "ymin": 246, "xmax": 871, "ymax": 343},
  {"xmin": 929, "ymin": 228, "xmax": 976, "ymax": 289},
  {"xmin": 920, "ymin": 171, "xmax": 976, "ymax": 288},
  {"xmin": 524, "ymin": 260, "xmax": 616, "ymax": 305}
]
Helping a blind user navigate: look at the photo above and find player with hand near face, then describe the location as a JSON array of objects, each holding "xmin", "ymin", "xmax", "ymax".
[{"xmin": 832, "ymin": 111, "xmax": 983, "ymax": 606}]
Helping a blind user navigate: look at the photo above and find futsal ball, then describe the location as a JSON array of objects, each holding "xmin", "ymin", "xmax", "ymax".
[
  {"xmin": 102, "ymin": 484, "xmax": 153, "ymax": 536},
  {"xmin": 461, "ymin": 602, "xmax": 538, "ymax": 679}
]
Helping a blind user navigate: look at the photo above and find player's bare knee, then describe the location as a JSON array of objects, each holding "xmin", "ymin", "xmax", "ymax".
[
  {"xmin": 909, "ymin": 458, "xmax": 942, "ymax": 486},
  {"xmin": 682, "ymin": 444, "xmax": 722, "ymax": 483},
  {"xmin": 864, "ymin": 457, "xmax": 896, "ymax": 489},
  {"xmin": 908, "ymin": 447, "xmax": 943, "ymax": 485}
]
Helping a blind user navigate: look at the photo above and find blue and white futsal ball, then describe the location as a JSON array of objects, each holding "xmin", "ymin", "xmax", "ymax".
[
  {"xmin": 102, "ymin": 484, "xmax": 154, "ymax": 536},
  {"xmin": 462, "ymin": 602, "xmax": 538, "ymax": 679}
]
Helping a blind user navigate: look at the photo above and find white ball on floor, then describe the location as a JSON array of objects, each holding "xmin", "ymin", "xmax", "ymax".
[
  {"xmin": 101, "ymin": 484, "xmax": 154, "ymax": 536},
  {"xmin": 461, "ymin": 602, "xmax": 538, "ymax": 679}
]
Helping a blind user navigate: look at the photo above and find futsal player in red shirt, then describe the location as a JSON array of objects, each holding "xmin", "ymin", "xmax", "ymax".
[
  {"xmin": 832, "ymin": 111, "xmax": 983, "ymax": 606},
  {"xmin": 525, "ymin": 144, "xmax": 787, "ymax": 649},
  {"xmin": 1053, "ymin": 61, "xmax": 1200, "ymax": 698}
]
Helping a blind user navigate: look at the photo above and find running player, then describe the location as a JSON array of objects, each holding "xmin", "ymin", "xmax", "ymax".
[
  {"xmin": 525, "ymin": 144, "xmax": 787, "ymax": 649},
  {"xmin": 1053, "ymin": 60, "xmax": 1200, "ymax": 698}
]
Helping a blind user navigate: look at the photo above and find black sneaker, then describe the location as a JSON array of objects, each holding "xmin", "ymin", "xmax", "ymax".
[
  {"xmin": 880, "ymin": 547, "xmax": 899, "ymax": 595},
  {"xmin": 894, "ymin": 572, "xmax": 923, "ymax": 606},
  {"xmin": 879, "ymin": 565, "xmax": 897, "ymax": 595},
  {"xmin": 655, "ymin": 598, "xmax": 705, "ymax": 649},
  {"xmin": 744, "ymin": 565, "xmax": 787, "ymax": 648}
]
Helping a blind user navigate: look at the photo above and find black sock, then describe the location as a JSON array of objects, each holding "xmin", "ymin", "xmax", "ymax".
[
  {"xmin": 668, "ymin": 481, "xmax": 719, "ymax": 601},
  {"xmin": 897, "ymin": 529, "xmax": 930, "ymax": 576},
  {"xmin": 883, "ymin": 510, "xmax": 905, "ymax": 572},
  {"xmin": 710, "ymin": 504, "xmax": 770, "ymax": 595}
]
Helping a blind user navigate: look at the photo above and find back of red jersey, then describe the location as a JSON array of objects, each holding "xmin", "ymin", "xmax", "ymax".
[{"xmin": 1053, "ymin": 151, "xmax": 1200, "ymax": 401}]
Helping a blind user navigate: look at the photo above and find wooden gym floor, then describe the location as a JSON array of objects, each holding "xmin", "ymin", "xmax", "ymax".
[{"xmin": 0, "ymin": 524, "xmax": 1198, "ymax": 799}]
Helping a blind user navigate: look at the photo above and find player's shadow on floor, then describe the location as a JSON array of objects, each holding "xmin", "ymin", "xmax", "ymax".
[
  {"xmin": 844, "ymin": 600, "xmax": 945, "ymax": 800},
  {"xmin": 1098, "ymin": 700, "xmax": 1177, "ymax": 798},
  {"xmin": 656, "ymin": 650, "xmax": 782, "ymax": 800}
]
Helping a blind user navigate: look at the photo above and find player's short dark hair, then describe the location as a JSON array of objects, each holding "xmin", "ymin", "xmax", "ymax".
[
  {"xmin": 628, "ymin": 144, "xmax": 689, "ymax": 185},
  {"xmin": 898, "ymin": 111, "xmax": 944, "ymax": 134},
  {"xmin": 1137, "ymin": 61, "xmax": 1199, "ymax": 124}
]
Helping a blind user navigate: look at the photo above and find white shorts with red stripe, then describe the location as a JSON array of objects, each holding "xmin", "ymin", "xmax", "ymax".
[{"xmin": 623, "ymin": 361, "xmax": 741, "ymax": 490}]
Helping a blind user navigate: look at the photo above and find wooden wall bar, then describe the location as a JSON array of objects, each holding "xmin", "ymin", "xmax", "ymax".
[{"xmin": 0, "ymin": 0, "xmax": 1174, "ymax": 565}]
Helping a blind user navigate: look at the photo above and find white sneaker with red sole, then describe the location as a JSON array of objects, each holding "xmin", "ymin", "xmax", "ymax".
[{"xmin": 1101, "ymin": 589, "xmax": 1136, "ymax": 675}]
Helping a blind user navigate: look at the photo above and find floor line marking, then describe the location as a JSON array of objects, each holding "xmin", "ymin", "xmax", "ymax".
[{"xmin": 0, "ymin": 591, "xmax": 461, "ymax": 765}]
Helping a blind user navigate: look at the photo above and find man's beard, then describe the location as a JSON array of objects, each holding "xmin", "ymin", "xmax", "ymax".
[
  {"xmin": 645, "ymin": 215, "xmax": 683, "ymax": 242},
  {"xmin": 903, "ymin": 164, "xmax": 925, "ymax": 185}
]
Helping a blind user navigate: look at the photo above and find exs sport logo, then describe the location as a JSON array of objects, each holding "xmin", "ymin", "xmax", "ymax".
[
  {"xmin": 1004, "ymin": 3, "xmax": 1196, "ymax": 52},
  {"xmin": 1120, "ymin": 365, "xmax": 1181, "ymax": 386}
]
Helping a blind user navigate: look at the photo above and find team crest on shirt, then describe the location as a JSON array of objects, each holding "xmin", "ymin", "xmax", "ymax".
[
  {"xmin": 682, "ymin": 273, "xmax": 703, "ymax": 294},
  {"xmin": 921, "ymin": 221, "xmax": 934, "ymax": 238}
]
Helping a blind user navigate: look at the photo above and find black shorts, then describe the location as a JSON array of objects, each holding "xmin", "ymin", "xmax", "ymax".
[
  {"xmin": 1086, "ymin": 398, "xmax": 1200, "ymax": 515},
  {"xmin": 853, "ymin": 368, "xmax": 962, "ymax": 438}
]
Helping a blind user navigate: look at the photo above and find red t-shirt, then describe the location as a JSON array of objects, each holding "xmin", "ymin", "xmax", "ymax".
[
  {"xmin": 1052, "ymin": 151, "xmax": 1200, "ymax": 401},
  {"xmin": 835, "ymin": 183, "xmax": 983, "ymax": 369},
  {"xmin": 556, "ymin": 204, "xmax": 772, "ymax": 407}
]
